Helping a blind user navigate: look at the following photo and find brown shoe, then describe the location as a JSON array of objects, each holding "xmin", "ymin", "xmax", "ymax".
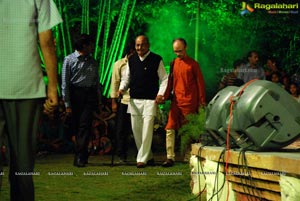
[
  {"xmin": 137, "ymin": 162, "xmax": 146, "ymax": 168},
  {"xmin": 161, "ymin": 159, "xmax": 174, "ymax": 167}
]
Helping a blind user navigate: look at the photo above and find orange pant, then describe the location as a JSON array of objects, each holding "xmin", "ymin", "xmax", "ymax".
[{"xmin": 165, "ymin": 101, "xmax": 198, "ymax": 130}]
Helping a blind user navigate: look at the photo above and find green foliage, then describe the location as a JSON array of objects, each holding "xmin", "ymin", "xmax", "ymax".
[
  {"xmin": 49, "ymin": 0, "xmax": 300, "ymax": 99},
  {"xmin": 179, "ymin": 107, "xmax": 206, "ymax": 154}
]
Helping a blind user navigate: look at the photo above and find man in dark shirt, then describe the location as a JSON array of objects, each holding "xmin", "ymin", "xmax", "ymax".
[{"xmin": 61, "ymin": 34, "xmax": 101, "ymax": 167}]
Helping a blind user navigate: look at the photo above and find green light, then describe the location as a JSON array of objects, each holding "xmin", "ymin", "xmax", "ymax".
[
  {"xmin": 102, "ymin": 0, "xmax": 130, "ymax": 96},
  {"xmin": 81, "ymin": 0, "xmax": 90, "ymax": 34},
  {"xmin": 94, "ymin": 0, "xmax": 105, "ymax": 60},
  {"xmin": 97, "ymin": 0, "xmax": 136, "ymax": 97}
]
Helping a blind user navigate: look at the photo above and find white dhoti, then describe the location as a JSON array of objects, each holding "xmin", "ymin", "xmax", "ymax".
[{"xmin": 128, "ymin": 99, "xmax": 157, "ymax": 163}]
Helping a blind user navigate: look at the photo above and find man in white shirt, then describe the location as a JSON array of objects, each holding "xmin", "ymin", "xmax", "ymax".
[
  {"xmin": 119, "ymin": 35, "xmax": 168, "ymax": 168},
  {"xmin": 110, "ymin": 43, "xmax": 135, "ymax": 163}
]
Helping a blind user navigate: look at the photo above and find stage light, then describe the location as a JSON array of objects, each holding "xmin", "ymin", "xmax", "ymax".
[
  {"xmin": 227, "ymin": 80, "xmax": 300, "ymax": 150},
  {"xmin": 206, "ymin": 80, "xmax": 300, "ymax": 151},
  {"xmin": 205, "ymin": 86, "xmax": 240, "ymax": 147}
]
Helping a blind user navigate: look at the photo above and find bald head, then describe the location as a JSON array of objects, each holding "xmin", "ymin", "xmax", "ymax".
[
  {"xmin": 135, "ymin": 35, "xmax": 150, "ymax": 57},
  {"xmin": 173, "ymin": 38, "xmax": 187, "ymax": 59}
]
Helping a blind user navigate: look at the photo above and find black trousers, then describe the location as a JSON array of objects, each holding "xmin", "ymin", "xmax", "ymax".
[
  {"xmin": 0, "ymin": 99, "xmax": 42, "ymax": 201},
  {"xmin": 115, "ymin": 103, "xmax": 132, "ymax": 160},
  {"xmin": 70, "ymin": 86, "xmax": 98, "ymax": 161}
]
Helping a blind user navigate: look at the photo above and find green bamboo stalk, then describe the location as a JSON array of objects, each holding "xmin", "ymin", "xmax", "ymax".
[
  {"xmin": 102, "ymin": 0, "xmax": 136, "ymax": 97},
  {"xmin": 105, "ymin": 0, "xmax": 128, "ymax": 77},
  {"xmin": 94, "ymin": 0, "xmax": 105, "ymax": 59},
  {"xmin": 81, "ymin": 0, "xmax": 89, "ymax": 34},
  {"xmin": 110, "ymin": 0, "xmax": 129, "ymax": 61},
  {"xmin": 81, "ymin": 0, "xmax": 84, "ymax": 34},
  {"xmin": 87, "ymin": 0, "xmax": 90, "ymax": 34},
  {"xmin": 99, "ymin": 0, "xmax": 111, "ymax": 84},
  {"xmin": 63, "ymin": 2, "xmax": 73, "ymax": 54},
  {"xmin": 56, "ymin": 0, "xmax": 68, "ymax": 58},
  {"xmin": 118, "ymin": 0, "xmax": 136, "ymax": 59},
  {"xmin": 102, "ymin": 0, "xmax": 129, "ymax": 96},
  {"xmin": 195, "ymin": 0, "xmax": 200, "ymax": 61}
]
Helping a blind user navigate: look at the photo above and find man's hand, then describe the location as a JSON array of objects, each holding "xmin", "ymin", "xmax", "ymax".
[
  {"xmin": 43, "ymin": 86, "xmax": 58, "ymax": 116},
  {"xmin": 65, "ymin": 107, "xmax": 72, "ymax": 115},
  {"xmin": 117, "ymin": 90, "xmax": 124, "ymax": 97},
  {"xmin": 111, "ymin": 98, "xmax": 118, "ymax": 113},
  {"xmin": 155, "ymin": 95, "xmax": 165, "ymax": 104},
  {"xmin": 39, "ymin": 29, "xmax": 59, "ymax": 117},
  {"xmin": 60, "ymin": 107, "xmax": 72, "ymax": 123}
]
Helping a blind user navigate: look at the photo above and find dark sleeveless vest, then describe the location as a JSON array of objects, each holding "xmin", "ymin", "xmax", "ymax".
[{"xmin": 128, "ymin": 52, "xmax": 162, "ymax": 99}]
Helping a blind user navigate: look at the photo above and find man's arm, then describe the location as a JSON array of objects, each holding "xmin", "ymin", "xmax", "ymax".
[
  {"xmin": 61, "ymin": 57, "xmax": 71, "ymax": 108},
  {"xmin": 118, "ymin": 63, "xmax": 130, "ymax": 96},
  {"xmin": 110, "ymin": 61, "xmax": 121, "ymax": 112},
  {"xmin": 156, "ymin": 60, "xmax": 168, "ymax": 104},
  {"xmin": 193, "ymin": 62, "xmax": 206, "ymax": 106},
  {"xmin": 111, "ymin": 61, "xmax": 122, "ymax": 98},
  {"xmin": 260, "ymin": 67, "xmax": 266, "ymax": 80},
  {"xmin": 39, "ymin": 29, "xmax": 58, "ymax": 113}
]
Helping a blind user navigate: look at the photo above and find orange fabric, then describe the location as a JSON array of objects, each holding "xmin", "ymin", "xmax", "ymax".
[{"xmin": 165, "ymin": 56, "xmax": 206, "ymax": 130}]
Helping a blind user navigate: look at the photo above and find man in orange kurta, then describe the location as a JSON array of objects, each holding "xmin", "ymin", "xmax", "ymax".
[{"xmin": 162, "ymin": 38, "xmax": 206, "ymax": 167}]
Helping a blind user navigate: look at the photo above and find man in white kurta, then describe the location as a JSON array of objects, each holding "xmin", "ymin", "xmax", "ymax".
[{"xmin": 119, "ymin": 35, "xmax": 168, "ymax": 168}]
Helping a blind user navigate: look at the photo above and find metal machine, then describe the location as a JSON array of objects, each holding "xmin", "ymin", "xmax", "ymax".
[
  {"xmin": 205, "ymin": 86, "xmax": 239, "ymax": 147},
  {"xmin": 206, "ymin": 80, "xmax": 300, "ymax": 151}
]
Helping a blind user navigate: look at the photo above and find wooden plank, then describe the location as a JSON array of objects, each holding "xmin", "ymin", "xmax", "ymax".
[
  {"xmin": 232, "ymin": 183, "xmax": 281, "ymax": 201},
  {"xmin": 227, "ymin": 176, "xmax": 280, "ymax": 192},
  {"xmin": 220, "ymin": 165, "xmax": 280, "ymax": 182},
  {"xmin": 191, "ymin": 143, "xmax": 300, "ymax": 175},
  {"xmin": 235, "ymin": 192, "xmax": 268, "ymax": 201}
]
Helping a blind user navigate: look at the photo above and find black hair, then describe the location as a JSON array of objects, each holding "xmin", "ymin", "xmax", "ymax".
[
  {"xmin": 233, "ymin": 59, "xmax": 245, "ymax": 69},
  {"xmin": 289, "ymin": 82, "xmax": 298, "ymax": 87},
  {"xmin": 270, "ymin": 71, "xmax": 281, "ymax": 79},
  {"xmin": 247, "ymin": 50, "xmax": 258, "ymax": 59},
  {"xmin": 289, "ymin": 82, "xmax": 299, "ymax": 95},
  {"xmin": 74, "ymin": 34, "xmax": 92, "ymax": 51},
  {"xmin": 267, "ymin": 56, "xmax": 277, "ymax": 63},
  {"xmin": 124, "ymin": 41, "xmax": 135, "ymax": 57},
  {"xmin": 267, "ymin": 56, "xmax": 281, "ymax": 69}
]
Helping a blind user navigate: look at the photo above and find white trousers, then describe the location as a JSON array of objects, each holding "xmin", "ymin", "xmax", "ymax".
[{"xmin": 128, "ymin": 99, "xmax": 157, "ymax": 163}]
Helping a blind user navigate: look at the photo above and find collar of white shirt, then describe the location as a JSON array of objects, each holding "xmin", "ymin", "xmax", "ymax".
[{"xmin": 138, "ymin": 51, "xmax": 150, "ymax": 61}]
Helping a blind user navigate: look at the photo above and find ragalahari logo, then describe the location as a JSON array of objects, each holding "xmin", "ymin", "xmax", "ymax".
[{"xmin": 240, "ymin": 2, "xmax": 255, "ymax": 15}]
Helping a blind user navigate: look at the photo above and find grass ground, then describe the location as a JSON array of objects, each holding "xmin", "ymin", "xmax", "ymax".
[{"xmin": 0, "ymin": 152, "xmax": 206, "ymax": 201}]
